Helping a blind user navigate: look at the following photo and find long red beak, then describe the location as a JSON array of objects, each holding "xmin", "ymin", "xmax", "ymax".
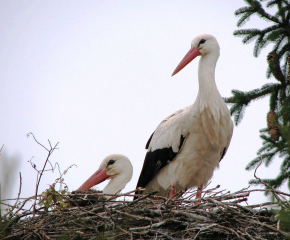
[
  {"xmin": 77, "ymin": 169, "xmax": 109, "ymax": 191},
  {"xmin": 172, "ymin": 47, "xmax": 201, "ymax": 76}
]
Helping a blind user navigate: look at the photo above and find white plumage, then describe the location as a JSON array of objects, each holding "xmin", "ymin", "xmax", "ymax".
[
  {"xmin": 77, "ymin": 154, "xmax": 133, "ymax": 197},
  {"xmin": 135, "ymin": 33, "xmax": 233, "ymax": 198}
]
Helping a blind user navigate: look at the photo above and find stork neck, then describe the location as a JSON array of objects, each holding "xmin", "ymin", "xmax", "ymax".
[
  {"xmin": 103, "ymin": 173, "xmax": 128, "ymax": 196},
  {"xmin": 197, "ymin": 53, "xmax": 219, "ymax": 97}
]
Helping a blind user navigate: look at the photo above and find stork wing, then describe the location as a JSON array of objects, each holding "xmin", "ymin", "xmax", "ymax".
[
  {"xmin": 135, "ymin": 108, "xmax": 189, "ymax": 198},
  {"xmin": 219, "ymin": 119, "xmax": 234, "ymax": 161}
]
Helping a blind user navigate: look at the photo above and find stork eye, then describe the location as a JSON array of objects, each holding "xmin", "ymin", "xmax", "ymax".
[
  {"xmin": 198, "ymin": 39, "xmax": 206, "ymax": 46},
  {"xmin": 107, "ymin": 159, "xmax": 115, "ymax": 166}
]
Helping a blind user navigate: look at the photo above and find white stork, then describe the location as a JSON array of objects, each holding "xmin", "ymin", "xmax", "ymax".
[
  {"xmin": 135, "ymin": 33, "xmax": 233, "ymax": 200},
  {"xmin": 77, "ymin": 154, "xmax": 133, "ymax": 197}
]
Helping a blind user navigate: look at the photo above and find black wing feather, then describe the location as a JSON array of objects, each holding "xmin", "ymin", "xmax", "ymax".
[
  {"xmin": 134, "ymin": 134, "xmax": 186, "ymax": 199},
  {"xmin": 219, "ymin": 147, "xmax": 227, "ymax": 162},
  {"xmin": 145, "ymin": 131, "xmax": 155, "ymax": 149}
]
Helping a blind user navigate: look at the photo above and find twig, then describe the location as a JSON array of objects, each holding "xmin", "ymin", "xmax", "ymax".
[
  {"xmin": 27, "ymin": 133, "xmax": 49, "ymax": 151},
  {"xmin": 129, "ymin": 219, "xmax": 185, "ymax": 231},
  {"xmin": 10, "ymin": 172, "xmax": 22, "ymax": 214},
  {"xmin": 27, "ymin": 133, "xmax": 59, "ymax": 215},
  {"xmin": 171, "ymin": 210, "xmax": 209, "ymax": 222},
  {"xmin": 254, "ymin": 157, "xmax": 289, "ymax": 208},
  {"xmin": 115, "ymin": 209, "xmax": 156, "ymax": 223},
  {"xmin": 116, "ymin": 190, "xmax": 159, "ymax": 210},
  {"xmin": 0, "ymin": 144, "xmax": 4, "ymax": 154}
]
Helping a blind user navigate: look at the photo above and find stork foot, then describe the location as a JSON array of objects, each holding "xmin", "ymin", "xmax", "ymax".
[
  {"xmin": 169, "ymin": 185, "xmax": 175, "ymax": 198},
  {"xmin": 194, "ymin": 185, "xmax": 203, "ymax": 205}
]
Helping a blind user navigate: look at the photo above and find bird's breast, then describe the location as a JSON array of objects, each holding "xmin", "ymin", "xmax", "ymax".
[
  {"xmin": 170, "ymin": 105, "xmax": 231, "ymax": 188},
  {"xmin": 191, "ymin": 99, "xmax": 231, "ymax": 148}
]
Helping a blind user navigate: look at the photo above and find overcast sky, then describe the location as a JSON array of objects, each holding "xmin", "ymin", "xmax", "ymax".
[{"xmin": 1, "ymin": 1, "xmax": 288, "ymax": 205}]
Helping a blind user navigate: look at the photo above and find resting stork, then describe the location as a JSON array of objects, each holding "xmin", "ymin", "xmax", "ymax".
[
  {"xmin": 135, "ymin": 33, "xmax": 233, "ymax": 200},
  {"xmin": 77, "ymin": 154, "xmax": 133, "ymax": 198}
]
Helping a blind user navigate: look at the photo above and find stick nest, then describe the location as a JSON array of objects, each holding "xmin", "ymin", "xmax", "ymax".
[{"xmin": 2, "ymin": 186, "xmax": 289, "ymax": 240}]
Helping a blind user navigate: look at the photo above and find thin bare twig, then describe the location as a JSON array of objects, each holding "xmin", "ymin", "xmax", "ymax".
[
  {"xmin": 0, "ymin": 144, "xmax": 4, "ymax": 154},
  {"xmin": 27, "ymin": 132, "xmax": 49, "ymax": 151},
  {"xmin": 254, "ymin": 157, "xmax": 289, "ymax": 208},
  {"xmin": 10, "ymin": 172, "xmax": 22, "ymax": 214},
  {"xmin": 27, "ymin": 133, "xmax": 60, "ymax": 215}
]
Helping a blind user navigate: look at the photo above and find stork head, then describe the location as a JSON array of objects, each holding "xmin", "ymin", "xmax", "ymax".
[
  {"xmin": 77, "ymin": 154, "xmax": 133, "ymax": 191},
  {"xmin": 172, "ymin": 33, "xmax": 220, "ymax": 76}
]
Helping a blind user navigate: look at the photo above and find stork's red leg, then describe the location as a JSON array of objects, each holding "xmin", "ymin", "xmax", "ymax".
[
  {"xmin": 169, "ymin": 185, "xmax": 175, "ymax": 198},
  {"xmin": 194, "ymin": 185, "xmax": 203, "ymax": 205},
  {"xmin": 196, "ymin": 185, "xmax": 203, "ymax": 199}
]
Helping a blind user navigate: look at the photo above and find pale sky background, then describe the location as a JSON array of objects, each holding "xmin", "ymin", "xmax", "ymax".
[{"xmin": 1, "ymin": 1, "xmax": 288, "ymax": 205}]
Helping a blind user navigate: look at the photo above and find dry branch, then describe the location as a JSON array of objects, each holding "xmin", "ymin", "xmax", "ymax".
[{"xmin": 1, "ymin": 187, "xmax": 289, "ymax": 240}]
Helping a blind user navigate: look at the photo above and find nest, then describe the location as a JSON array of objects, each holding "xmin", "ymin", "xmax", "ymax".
[{"xmin": 2, "ymin": 186, "xmax": 289, "ymax": 240}]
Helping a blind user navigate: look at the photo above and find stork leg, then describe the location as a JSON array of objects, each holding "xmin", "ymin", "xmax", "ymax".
[
  {"xmin": 169, "ymin": 185, "xmax": 175, "ymax": 198},
  {"xmin": 194, "ymin": 185, "xmax": 203, "ymax": 205}
]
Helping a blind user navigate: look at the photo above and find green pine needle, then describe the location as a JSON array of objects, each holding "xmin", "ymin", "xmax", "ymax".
[{"xmin": 230, "ymin": 0, "xmax": 290, "ymax": 194}]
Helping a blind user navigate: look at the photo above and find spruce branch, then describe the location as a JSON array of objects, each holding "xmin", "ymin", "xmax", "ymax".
[
  {"xmin": 234, "ymin": 29, "xmax": 261, "ymax": 45},
  {"xmin": 244, "ymin": 0, "xmax": 280, "ymax": 23},
  {"xmin": 266, "ymin": 0, "xmax": 278, "ymax": 8},
  {"xmin": 225, "ymin": 83, "xmax": 281, "ymax": 125},
  {"xmin": 269, "ymin": 89, "xmax": 279, "ymax": 110},
  {"xmin": 235, "ymin": 6, "xmax": 258, "ymax": 27}
]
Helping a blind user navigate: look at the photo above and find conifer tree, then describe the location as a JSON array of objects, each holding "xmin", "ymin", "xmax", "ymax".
[{"xmin": 225, "ymin": 0, "xmax": 290, "ymax": 192}]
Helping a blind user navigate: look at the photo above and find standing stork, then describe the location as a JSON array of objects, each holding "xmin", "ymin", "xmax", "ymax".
[
  {"xmin": 135, "ymin": 33, "xmax": 233, "ymax": 200},
  {"xmin": 77, "ymin": 154, "xmax": 133, "ymax": 198}
]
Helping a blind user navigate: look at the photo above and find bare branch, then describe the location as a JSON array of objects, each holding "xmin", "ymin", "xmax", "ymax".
[
  {"xmin": 0, "ymin": 144, "xmax": 4, "ymax": 155},
  {"xmin": 27, "ymin": 133, "xmax": 60, "ymax": 215},
  {"xmin": 27, "ymin": 132, "xmax": 49, "ymax": 152},
  {"xmin": 11, "ymin": 173, "xmax": 22, "ymax": 213}
]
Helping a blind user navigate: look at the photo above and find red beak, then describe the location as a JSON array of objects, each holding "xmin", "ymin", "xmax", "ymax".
[
  {"xmin": 77, "ymin": 169, "xmax": 109, "ymax": 191},
  {"xmin": 172, "ymin": 47, "xmax": 201, "ymax": 76}
]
